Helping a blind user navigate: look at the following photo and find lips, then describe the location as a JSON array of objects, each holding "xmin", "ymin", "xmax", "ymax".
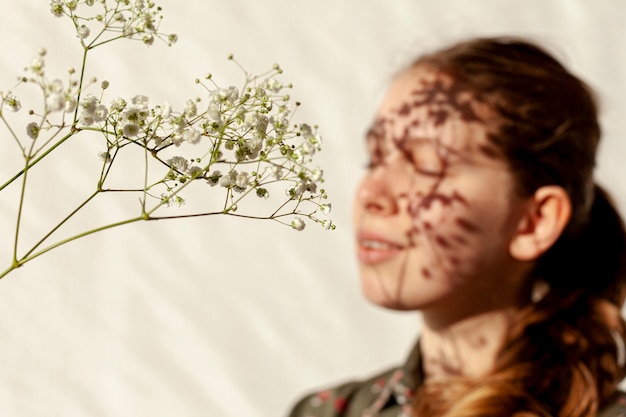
[{"xmin": 356, "ymin": 231, "xmax": 405, "ymax": 264}]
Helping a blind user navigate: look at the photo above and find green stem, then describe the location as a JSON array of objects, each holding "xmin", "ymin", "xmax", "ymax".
[
  {"xmin": 21, "ymin": 190, "xmax": 100, "ymax": 259},
  {"xmin": 142, "ymin": 139, "xmax": 149, "ymax": 214},
  {"xmin": 72, "ymin": 48, "xmax": 89, "ymax": 123},
  {"xmin": 0, "ymin": 215, "xmax": 145, "ymax": 280},
  {"xmin": 0, "ymin": 129, "xmax": 75, "ymax": 192},
  {"xmin": 0, "ymin": 28, "xmax": 100, "ymax": 192},
  {"xmin": 12, "ymin": 156, "xmax": 31, "ymax": 264},
  {"xmin": 0, "ymin": 113, "xmax": 26, "ymax": 155},
  {"xmin": 150, "ymin": 211, "xmax": 294, "ymax": 222}
]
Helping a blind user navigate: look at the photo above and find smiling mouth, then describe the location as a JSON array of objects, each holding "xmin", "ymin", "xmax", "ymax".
[
  {"xmin": 357, "ymin": 236, "xmax": 405, "ymax": 264},
  {"xmin": 360, "ymin": 240, "xmax": 401, "ymax": 250}
]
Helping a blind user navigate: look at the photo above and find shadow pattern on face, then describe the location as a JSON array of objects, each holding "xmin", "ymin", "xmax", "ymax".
[{"xmin": 362, "ymin": 70, "xmax": 505, "ymax": 310}]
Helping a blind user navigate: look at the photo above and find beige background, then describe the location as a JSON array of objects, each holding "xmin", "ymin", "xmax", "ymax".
[{"xmin": 0, "ymin": 1, "xmax": 625, "ymax": 416}]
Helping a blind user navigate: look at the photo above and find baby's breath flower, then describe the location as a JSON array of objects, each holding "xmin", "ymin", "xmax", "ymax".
[
  {"xmin": 291, "ymin": 218, "xmax": 306, "ymax": 231},
  {"xmin": 48, "ymin": 79, "xmax": 64, "ymax": 93},
  {"xmin": 101, "ymin": 80, "xmax": 109, "ymax": 89},
  {"xmin": 50, "ymin": 0, "xmax": 64, "ymax": 17},
  {"xmin": 311, "ymin": 168, "xmax": 324, "ymax": 183},
  {"xmin": 64, "ymin": 97, "xmax": 77, "ymax": 113},
  {"xmin": 235, "ymin": 171, "xmax": 249, "ymax": 190},
  {"xmin": 30, "ymin": 57, "xmax": 45, "ymax": 75},
  {"xmin": 320, "ymin": 204, "xmax": 332, "ymax": 215},
  {"xmin": 122, "ymin": 123, "xmax": 140, "ymax": 137},
  {"xmin": 93, "ymin": 104, "xmax": 108, "ymax": 122},
  {"xmin": 271, "ymin": 166, "xmax": 283, "ymax": 180},
  {"xmin": 182, "ymin": 126, "xmax": 202, "ymax": 144},
  {"xmin": 167, "ymin": 156, "xmax": 188, "ymax": 173},
  {"xmin": 207, "ymin": 170, "xmax": 222, "ymax": 186},
  {"xmin": 110, "ymin": 98, "xmax": 127, "ymax": 113},
  {"xmin": 300, "ymin": 123, "xmax": 312, "ymax": 138},
  {"xmin": 5, "ymin": 95, "xmax": 22, "ymax": 112},
  {"xmin": 80, "ymin": 113, "xmax": 95, "ymax": 126},
  {"xmin": 321, "ymin": 220, "xmax": 335, "ymax": 231},
  {"xmin": 271, "ymin": 115, "xmax": 288, "ymax": 134},
  {"xmin": 80, "ymin": 93, "xmax": 98, "ymax": 113},
  {"xmin": 47, "ymin": 92, "xmax": 65, "ymax": 112},
  {"xmin": 160, "ymin": 191, "xmax": 185, "ymax": 207},
  {"xmin": 76, "ymin": 25, "xmax": 90, "ymax": 39},
  {"xmin": 131, "ymin": 95, "xmax": 149, "ymax": 107},
  {"xmin": 123, "ymin": 106, "xmax": 146, "ymax": 123},
  {"xmin": 142, "ymin": 35, "xmax": 154, "ymax": 46},
  {"xmin": 263, "ymin": 78, "xmax": 282, "ymax": 93},
  {"xmin": 247, "ymin": 137, "xmax": 262, "ymax": 159},
  {"xmin": 205, "ymin": 103, "xmax": 222, "ymax": 125},
  {"xmin": 79, "ymin": 94, "xmax": 100, "ymax": 125},
  {"xmin": 26, "ymin": 122, "xmax": 40, "ymax": 139},
  {"xmin": 64, "ymin": 0, "xmax": 78, "ymax": 10},
  {"xmin": 98, "ymin": 151, "xmax": 112, "ymax": 162},
  {"xmin": 215, "ymin": 86, "xmax": 239, "ymax": 105},
  {"xmin": 155, "ymin": 101, "xmax": 171, "ymax": 118},
  {"xmin": 218, "ymin": 171, "xmax": 234, "ymax": 188},
  {"xmin": 301, "ymin": 140, "xmax": 316, "ymax": 156},
  {"xmin": 184, "ymin": 99, "xmax": 197, "ymax": 118},
  {"xmin": 167, "ymin": 33, "xmax": 178, "ymax": 45},
  {"xmin": 188, "ymin": 166, "xmax": 203, "ymax": 178}
]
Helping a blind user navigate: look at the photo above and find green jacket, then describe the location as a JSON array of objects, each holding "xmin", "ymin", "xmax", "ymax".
[{"xmin": 287, "ymin": 342, "xmax": 626, "ymax": 417}]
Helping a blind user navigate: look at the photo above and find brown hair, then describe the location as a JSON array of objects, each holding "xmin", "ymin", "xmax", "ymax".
[{"xmin": 410, "ymin": 37, "xmax": 626, "ymax": 417}]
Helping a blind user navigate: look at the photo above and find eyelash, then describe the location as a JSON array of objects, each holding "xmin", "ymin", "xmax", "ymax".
[
  {"xmin": 363, "ymin": 160, "xmax": 443, "ymax": 178},
  {"xmin": 364, "ymin": 143, "xmax": 446, "ymax": 176},
  {"xmin": 414, "ymin": 167, "xmax": 444, "ymax": 177}
]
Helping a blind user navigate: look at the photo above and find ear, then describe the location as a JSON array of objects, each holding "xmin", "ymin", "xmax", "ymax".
[{"xmin": 509, "ymin": 186, "xmax": 572, "ymax": 261}]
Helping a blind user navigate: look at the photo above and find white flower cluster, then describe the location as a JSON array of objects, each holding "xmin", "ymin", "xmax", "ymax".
[
  {"xmin": 50, "ymin": 0, "xmax": 177, "ymax": 48},
  {"xmin": 73, "ymin": 58, "xmax": 333, "ymax": 230},
  {"xmin": 0, "ymin": 0, "xmax": 333, "ymax": 279},
  {"xmin": 1, "ymin": 48, "xmax": 82, "ymax": 141},
  {"xmin": 1, "ymin": 42, "xmax": 332, "ymax": 232}
]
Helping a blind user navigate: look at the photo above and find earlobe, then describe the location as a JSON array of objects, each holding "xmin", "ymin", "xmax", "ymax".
[{"xmin": 509, "ymin": 186, "xmax": 572, "ymax": 261}]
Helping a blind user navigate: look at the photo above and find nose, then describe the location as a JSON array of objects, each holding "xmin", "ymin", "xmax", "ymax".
[{"xmin": 355, "ymin": 164, "xmax": 403, "ymax": 216}]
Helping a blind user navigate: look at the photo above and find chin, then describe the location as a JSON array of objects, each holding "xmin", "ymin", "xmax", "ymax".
[
  {"xmin": 359, "ymin": 272, "xmax": 424, "ymax": 311},
  {"xmin": 361, "ymin": 284, "xmax": 416, "ymax": 311},
  {"xmin": 369, "ymin": 298, "xmax": 420, "ymax": 312}
]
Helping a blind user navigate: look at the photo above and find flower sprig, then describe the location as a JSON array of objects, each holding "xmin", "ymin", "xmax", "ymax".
[
  {"xmin": 51, "ymin": 0, "xmax": 178, "ymax": 49},
  {"xmin": 0, "ymin": 0, "xmax": 333, "ymax": 279}
]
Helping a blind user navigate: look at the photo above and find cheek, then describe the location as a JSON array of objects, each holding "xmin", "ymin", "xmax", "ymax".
[
  {"xmin": 409, "ymin": 191, "xmax": 470, "ymax": 247},
  {"xmin": 352, "ymin": 183, "xmax": 365, "ymax": 227},
  {"xmin": 411, "ymin": 194, "xmax": 509, "ymax": 272}
]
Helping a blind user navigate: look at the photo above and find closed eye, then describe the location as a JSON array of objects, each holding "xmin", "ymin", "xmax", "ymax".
[{"xmin": 397, "ymin": 137, "xmax": 446, "ymax": 177}]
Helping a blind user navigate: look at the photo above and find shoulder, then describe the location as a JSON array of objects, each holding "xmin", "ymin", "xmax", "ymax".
[
  {"xmin": 598, "ymin": 391, "xmax": 626, "ymax": 417},
  {"xmin": 286, "ymin": 367, "xmax": 399, "ymax": 417}
]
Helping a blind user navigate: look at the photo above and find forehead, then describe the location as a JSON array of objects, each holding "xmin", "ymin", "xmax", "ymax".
[{"xmin": 372, "ymin": 66, "xmax": 497, "ymax": 155}]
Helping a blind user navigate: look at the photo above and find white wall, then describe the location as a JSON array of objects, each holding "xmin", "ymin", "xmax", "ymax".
[{"xmin": 0, "ymin": 1, "xmax": 624, "ymax": 416}]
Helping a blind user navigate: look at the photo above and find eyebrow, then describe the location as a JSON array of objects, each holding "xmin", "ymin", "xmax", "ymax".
[
  {"xmin": 365, "ymin": 112, "xmax": 500, "ymax": 168},
  {"xmin": 398, "ymin": 134, "xmax": 474, "ymax": 166}
]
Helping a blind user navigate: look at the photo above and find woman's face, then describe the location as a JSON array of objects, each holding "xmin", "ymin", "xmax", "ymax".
[{"xmin": 353, "ymin": 66, "xmax": 531, "ymax": 322}]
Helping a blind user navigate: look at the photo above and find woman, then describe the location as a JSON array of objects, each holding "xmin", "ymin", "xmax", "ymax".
[{"xmin": 288, "ymin": 37, "xmax": 626, "ymax": 417}]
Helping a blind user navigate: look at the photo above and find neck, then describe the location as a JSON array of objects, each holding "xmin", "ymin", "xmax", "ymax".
[{"xmin": 419, "ymin": 307, "xmax": 518, "ymax": 381}]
